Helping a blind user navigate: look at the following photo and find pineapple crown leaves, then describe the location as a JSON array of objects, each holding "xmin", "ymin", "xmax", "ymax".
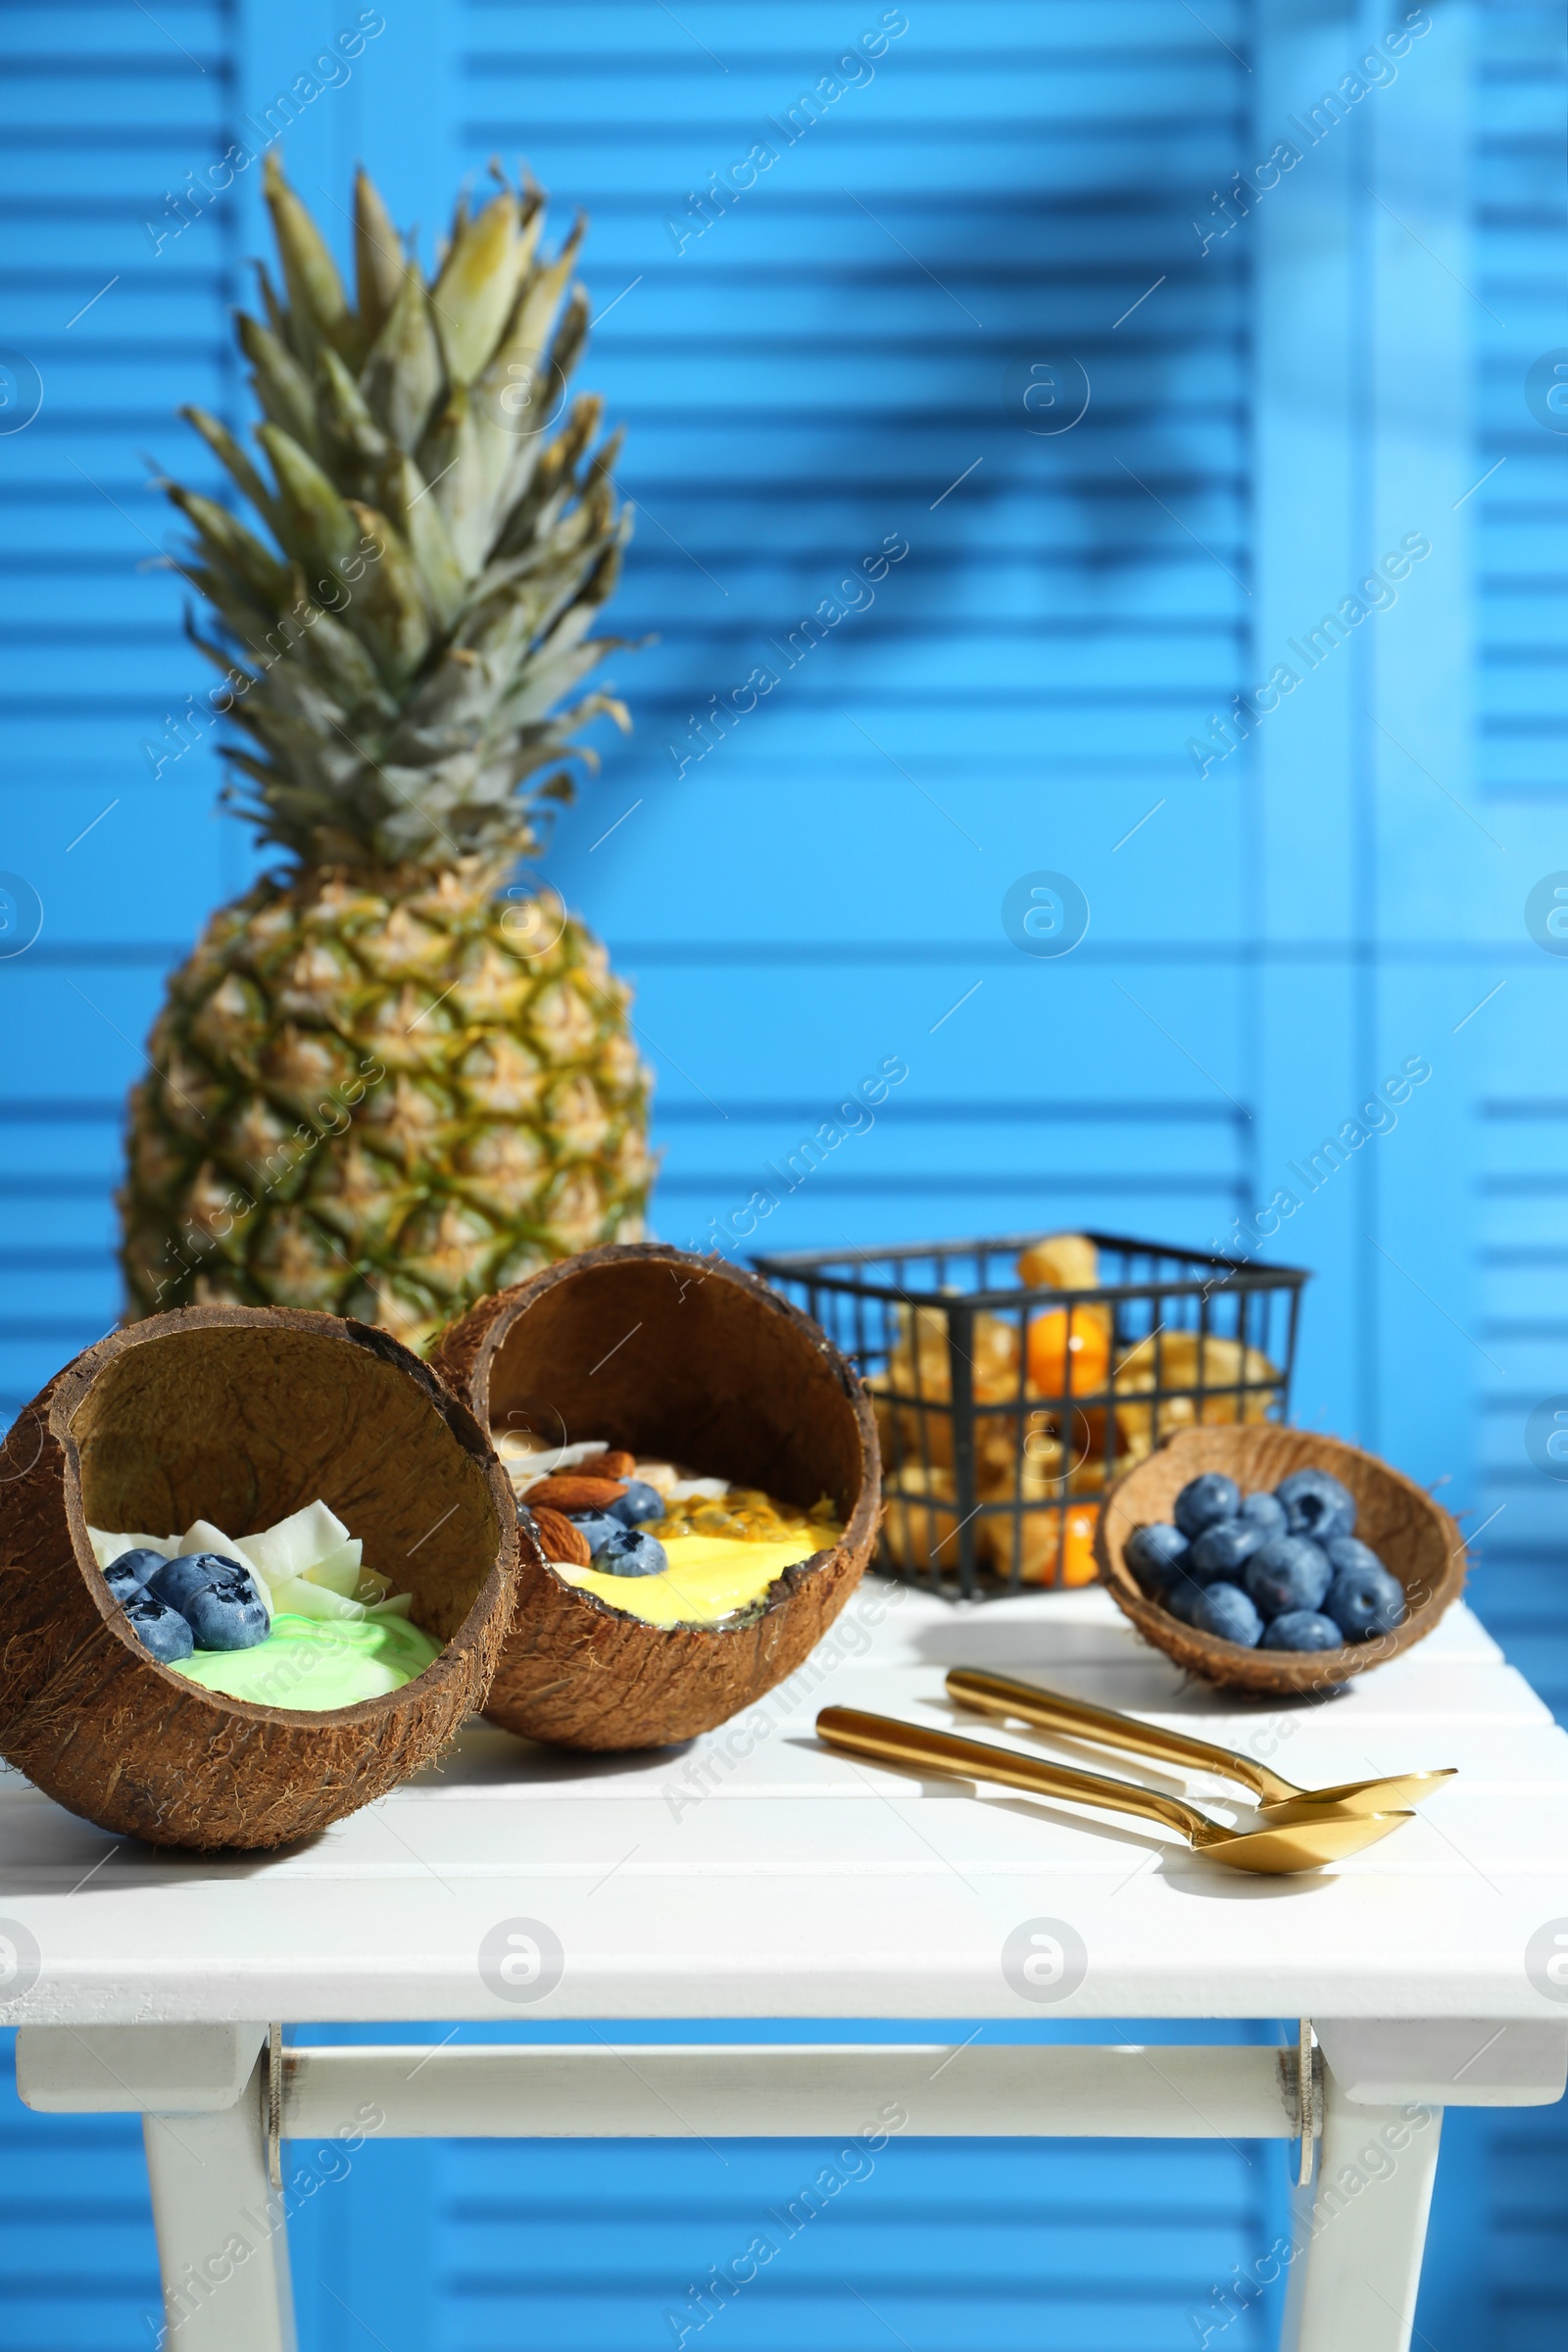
[{"xmin": 167, "ymin": 152, "xmax": 637, "ymax": 873}]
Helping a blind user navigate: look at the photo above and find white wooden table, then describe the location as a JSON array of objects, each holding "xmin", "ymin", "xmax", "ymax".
[{"xmin": 6, "ymin": 1582, "xmax": 1566, "ymax": 2352}]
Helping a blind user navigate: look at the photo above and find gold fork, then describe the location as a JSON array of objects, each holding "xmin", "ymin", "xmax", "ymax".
[{"xmin": 947, "ymin": 1667, "xmax": 1455, "ymax": 1824}]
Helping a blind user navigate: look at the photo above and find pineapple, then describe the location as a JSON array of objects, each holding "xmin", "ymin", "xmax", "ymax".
[{"xmin": 120, "ymin": 156, "xmax": 655, "ymax": 1351}]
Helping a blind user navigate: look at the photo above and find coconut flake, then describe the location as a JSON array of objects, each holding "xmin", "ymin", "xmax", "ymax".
[
  {"xmin": 503, "ymin": 1439, "xmax": 613, "ymax": 1492},
  {"xmin": 631, "ymin": 1461, "xmax": 678, "ymax": 1494},
  {"xmin": 270, "ymin": 1575, "xmax": 367, "ymax": 1622},
  {"xmin": 86, "ymin": 1528, "xmax": 177, "ymax": 1571},
  {"xmin": 495, "ymin": 1433, "xmax": 609, "ymax": 1466},
  {"xmin": 240, "ymin": 1500, "xmax": 351, "ymax": 1588},
  {"xmin": 299, "ymin": 1539, "xmax": 364, "ymax": 1597}
]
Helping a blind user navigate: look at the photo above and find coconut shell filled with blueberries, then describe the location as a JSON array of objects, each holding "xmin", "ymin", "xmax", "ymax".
[
  {"xmin": 1097, "ymin": 1425, "xmax": 1465, "ymax": 1695},
  {"xmin": 433, "ymin": 1243, "xmax": 881, "ymax": 1749},
  {"xmin": 0, "ymin": 1305, "xmax": 517, "ymax": 1848}
]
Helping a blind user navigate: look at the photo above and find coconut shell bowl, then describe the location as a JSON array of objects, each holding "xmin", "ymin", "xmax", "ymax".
[
  {"xmin": 0, "ymin": 1305, "xmax": 517, "ymax": 1849},
  {"xmin": 433, "ymin": 1243, "xmax": 881, "ymax": 1750},
  {"xmin": 1096, "ymin": 1423, "xmax": 1466, "ymax": 1696}
]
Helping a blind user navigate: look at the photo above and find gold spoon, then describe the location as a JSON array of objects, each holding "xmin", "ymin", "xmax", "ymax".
[
  {"xmin": 816, "ymin": 1706, "xmax": 1413, "ymax": 1875},
  {"xmin": 946, "ymin": 1667, "xmax": 1455, "ymax": 1825}
]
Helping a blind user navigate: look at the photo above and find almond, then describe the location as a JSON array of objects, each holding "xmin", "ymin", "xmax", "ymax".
[
  {"xmin": 526, "ymin": 1473, "xmax": 627, "ymax": 1512},
  {"xmin": 529, "ymin": 1505, "xmax": 591, "ymax": 1568},
  {"xmin": 596, "ymin": 1449, "xmax": 636, "ymax": 1482}
]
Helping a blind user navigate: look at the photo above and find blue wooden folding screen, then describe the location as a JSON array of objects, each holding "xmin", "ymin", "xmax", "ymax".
[{"xmin": 1, "ymin": 1, "xmax": 1564, "ymax": 2344}]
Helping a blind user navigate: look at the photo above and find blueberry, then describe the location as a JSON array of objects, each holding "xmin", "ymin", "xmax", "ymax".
[
  {"xmin": 104, "ymin": 1546, "xmax": 165, "ymax": 1596},
  {"xmin": 1191, "ymin": 1582, "xmax": 1264, "ymax": 1647},
  {"xmin": 1188, "ymin": 1519, "xmax": 1266, "ymax": 1582},
  {"xmin": 608, "ymin": 1480, "xmax": 665, "ymax": 1529},
  {"xmin": 147, "ymin": 1551, "xmax": 269, "ymax": 1651},
  {"xmin": 1324, "ymin": 1536, "xmax": 1382, "ymax": 1579},
  {"xmin": 1245, "ymin": 1536, "xmax": 1332, "ymax": 1620},
  {"xmin": 1238, "ymin": 1492, "xmax": 1287, "ymax": 1540},
  {"xmin": 146, "ymin": 1551, "xmax": 245, "ymax": 1611},
  {"xmin": 1261, "ymin": 1609, "xmax": 1345, "ymax": 1653},
  {"xmin": 567, "ymin": 1511, "xmax": 622, "ymax": 1556},
  {"xmin": 1124, "ymin": 1522, "xmax": 1190, "ymax": 1595},
  {"xmin": 1274, "ymin": 1468, "xmax": 1356, "ymax": 1544},
  {"xmin": 1173, "ymin": 1473, "xmax": 1241, "ymax": 1540},
  {"xmin": 1162, "ymin": 1570, "xmax": 1214, "ymax": 1626},
  {"xmin": 592, "ymin": 1527, "xmax": 668, "ymax": 1579},
  {"xmin": 119, "ymin": 1592, "xmax": 194, "ymax": 1664},
  {"xmin": 102, "ymin": 1550, "xmax": 195, "ymax": 1659},
  {"xmin": 1324, "ymin": 1558, "xmax": 1406, "ymax": 1642},
  {"xmin": 181, "ymin": 1582, "xmax": 270, "ymax": 1651}
]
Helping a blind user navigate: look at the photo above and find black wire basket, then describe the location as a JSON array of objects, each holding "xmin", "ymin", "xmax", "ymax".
[{"xmin": 752, "ymin": 1230, "xmax": 1309, "ymax": 1597}]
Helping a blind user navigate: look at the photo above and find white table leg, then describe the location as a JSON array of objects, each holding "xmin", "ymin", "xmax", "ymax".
[
  {"xmin": 1279, "ymin": 2063, "xmax": 1443, "ymax": 2352},
  {"xmin": 141, "ymin": 2048, "xmax": 297, "ymax": 2352}
]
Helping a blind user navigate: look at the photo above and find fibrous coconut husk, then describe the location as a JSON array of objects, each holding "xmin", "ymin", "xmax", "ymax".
[
  {"xmin": 432, "ymin": 1243, "xmax": 881, "ymax": 1749},
  {"xmin": 0, "ymin": 1304, "xmax": 518, "ymax": 1848},
  {"xmin": 1097, "ymin": 1423, "xmax": 1465, "ymax": 1694}
]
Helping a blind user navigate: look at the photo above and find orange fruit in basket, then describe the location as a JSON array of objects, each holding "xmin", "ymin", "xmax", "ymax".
[
  {"xmin": 1059, "ymin": 1503, "xmax": 1100, "ymax": 1587},
  {"xmin": 984, "ymin": 1499, "xmax": 1101, "ymax": 1586},
  {"xmin": 1026, "ymin": 1305, "xmax": 1111, "ymax": 1398}
]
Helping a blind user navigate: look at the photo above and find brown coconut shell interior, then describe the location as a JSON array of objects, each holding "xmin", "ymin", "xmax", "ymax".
[
  {"xmin": 0, "ymin": 1306, "xmax": 516, "ymax": 1848},
  {"xmin": 71, "ymin": 1324, "xmax": 491, "ymax": 1644},
  {"xmin": 1095, "ymin": 1422, "xmax": 1466, "ymax": 1696},
  {"xmin": 434, "ymin": 1245, "xmax": 881, "ymax": 1750},
  {"xmin": 483, "ymin": 1257, "xmax": 868, "ymax": 1518}
]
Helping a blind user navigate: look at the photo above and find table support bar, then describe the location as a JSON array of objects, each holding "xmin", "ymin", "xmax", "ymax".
[{"xmin": 283, "ymin": 2041, "xmax": 1303, "ymax": 2142}]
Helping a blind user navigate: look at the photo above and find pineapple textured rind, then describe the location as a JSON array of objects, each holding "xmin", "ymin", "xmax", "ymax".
[{"xmin": 122, "ymin": 865, "xmax": 654, "ymax": 1354}]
